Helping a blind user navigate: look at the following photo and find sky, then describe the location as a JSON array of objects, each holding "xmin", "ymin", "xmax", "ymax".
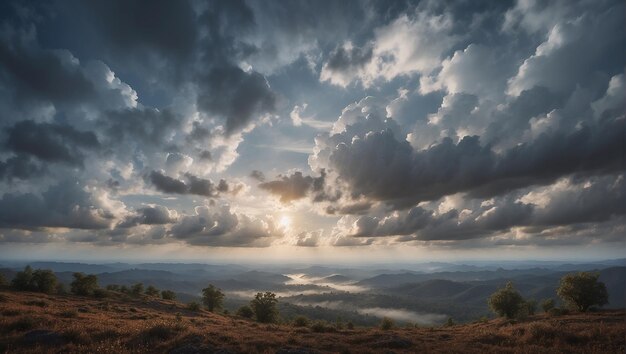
[{"xmin": 0, "ymin": 0, "xmax": 624, "ymax": 263}]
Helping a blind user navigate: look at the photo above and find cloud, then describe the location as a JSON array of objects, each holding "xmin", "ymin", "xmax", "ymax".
[
  {"xmin": 0, "ymin": 181, "xmax": 120, "ymax": 230},
  {"xmin": 147, "ymin": 170, "xmax": 235, "ymax": 197},
  {"xmin": 118, "ymin": 205, "xmax": 177, "ymax": 228},
  {"xmin": 3, "ymin": 120, "xmax": 99, "ymax": 166},
  {"xmin": 169, "ymin": 204, "xmax": 279, "ymax": 247}
]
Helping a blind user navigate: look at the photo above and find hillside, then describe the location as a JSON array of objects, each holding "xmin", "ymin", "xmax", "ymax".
[{"xmin": 1, "ymin": 290, "xmax": 624, "ymax": 353}]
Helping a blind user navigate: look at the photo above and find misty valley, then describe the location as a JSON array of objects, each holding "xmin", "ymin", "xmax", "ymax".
[{"xmin": 2, "ymin": 259, "xmax": 623, "ymax": 327}]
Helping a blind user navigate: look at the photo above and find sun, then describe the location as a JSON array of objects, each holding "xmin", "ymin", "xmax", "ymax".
[{"xmin": 278, "ymin": 215, "xmax": 292, "ymax": 228}]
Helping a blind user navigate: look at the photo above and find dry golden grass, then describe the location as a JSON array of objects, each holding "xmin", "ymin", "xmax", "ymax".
[{"xmin": 0, "ymin": 289, "xmax": 624, "ymax": 353}]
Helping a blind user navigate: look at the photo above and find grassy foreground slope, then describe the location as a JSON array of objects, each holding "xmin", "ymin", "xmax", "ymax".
[{"xmin": 0, "ymin": 290, "xmax": 624, "ymax": 353}]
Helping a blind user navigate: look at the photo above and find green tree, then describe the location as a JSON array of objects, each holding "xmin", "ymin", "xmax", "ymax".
[
  {"xmin": 557, "ymin": 272, "xmax": 608, "ymax": 312},
  {"xmin": 145, "ymin": 285, "xmax": 160, "ymax": 297},
  {"xmin": 541, "ymin": 298, "xmax": 555, "ymax": 313},
  {"xmin": 70, "ymin": 273, "xmax": 99, "ymax": 296},
  {"xmin": 130, "ymin": 283, "xmax": 144, "ymax": 296},
  {"xmin": 12, "ymin": 265, "xmax": 34, "ymax": 291},
  {"xmin": 201, "ymin": 284, "xmax": 224, "ymax": 312},
  {"xmin": 31, "ymin": 269, "xmax": 58, "ymax": 294},
  {"xmin": 488, "ymin": 281, "xmax": 525, "ymax": 319},
  {"xmin": 187, "ymin": 301, "xmax": 201, "ymax": 311},
  {"xmin": 161, "ymin": 290, "xmax": 176, "ymax": 300},
  {"xmin": 250, "ymin": 292, "xmax": 278, "ymax": 323},
  {"xmin": 236, "ymin": 305, "xmax": 254, "ymax": 319}
]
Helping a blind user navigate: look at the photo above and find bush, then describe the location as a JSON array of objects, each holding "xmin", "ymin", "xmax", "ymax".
[
  {"xmin": 0, "ymin": 273, "xmax": 7, "ymax": 286},
  {"xmin": 161, "ymin": 290, "xmax": 176, "ymax": 300},
  {"xmin": 250, "ymin": 292, "xmax": 278, "ymax": 323},
  {"xmin": 201, "ymin": 284, "xmax": 224, "ymax": 312},
  {"xmin": 524, "ymin": 299, "xmax": 537, "ymax": 316},
  {"xmin": 31, "ymin": 269, "xmax": 58, "ymax": 294},
  {"xmin": 11, "ymin": 266, "xmax": 58, "ymax": 294},
  {"xmin": 557, "ymin": 272, "xmax": 608, "ymax": 312},
  {"xmin": 93, "ymin": 288, "xmax": 110, "ymax": 298},
  {"xmin": 187, "ymin": 301, "xmax": 201, "ymax": 311},
  {"xmin": 541, "ymin": 298, "xmax": 555, "ymax": 313},
  {"xmin": 236, "ymin": 305, "xmax": 254, "ymax": 319},
  {"xmin": 130, "ymin": 283, "xmax": 144, "ymax": 296},
  {"xmin": 293, "ymin": 316, "xmax": 309, "ymax": 327},
  {"xmin": 346, "ymin": 321, "xmax": 355, "ymax": 330},
  {"xmin": 445, "ymin": 317, "xmax": 455, "ymax": 327},
  {"xmin": 11, "ymin": 266, "xmax": 34, "ymax": 291},
  {"xmin": 145, "ymin": 286, "xmax": 160, "ymax": 297},
  {"xmin": 547, "ymin": 307, "xmax": 569, "ymax": 317},
  {"xmin": 488, "ymin": 281, "xmax": 525, "ymax": 319},
  {"xmin": 70, "ymin": 273, "xmax": 99, "ymax": 296},
  {"xmin": 380, "ymin": 317, "xmax": 394, "ymax": 330},
  {"xmin": 311, "ymin": 321, "xmax": 332, "ymax": 333}
]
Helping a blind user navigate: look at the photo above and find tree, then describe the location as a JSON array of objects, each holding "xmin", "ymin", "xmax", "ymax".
[
  {"xmin": 201, "ymin": 284, "xmax": 224, "ymax": 312},
  {"xmin": 236, "ymin": 305, "xmax": 254, "ymax": 319},
  {"xmin": 70, "ymin": 273, "xmax": 99, "ymax": 296},
  {"xmin": 161, "ymin": 290, "xmax": 176, "ymax": 300},
  {"xmin": 145, "ymin": 285, "xmax": 160, "ymax": 297},
  {"xmin": 541, "ymin": 298, "xmax": 555, "ymax": 313},
  {"xmin": 380, "ymin": 317, "xmax": 394, "ymax": 330},
  {"xmin": 130, "ymin": 283, "xmax": 144, "ymax": 296},
  {"xmin": 12, "ymin": 266, "xmax": 34, "ymax": 291},
  {"xmin": 557, "ymin": 272, "xmax": 608, "ymax": 312},
  {"xmin": 250, "ymin": 292, "xmax": 278, "ymax": 323},
  {"xmin": 31, "ymin": 269, "xmax": 58, "ymax": 294},
  {"xmin": 488, "ymin": 281, "xmax": 525, "ymax": 319}
]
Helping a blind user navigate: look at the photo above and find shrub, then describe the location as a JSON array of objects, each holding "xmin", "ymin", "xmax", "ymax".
[
  {"xmin": 130, "ymin": 283, "xmax": 144, "ymax": 296},
  {"xmin": 161, "ymin": 290, "xmax": 176, "ymax": 300},
  {"xmin": 0, "ymin": 273, "xmax": 7, "ymax": 286},
  {"xmin": 31, "ymin": 269, "xmax": 58, "ymax": 294},
  {"xmin": 346, "ymin": 321, "xmax": 354, "ymax": 330},
  {"xmin": 187, "ymin": 301, "xmax": 201, "ymax": 311},
  {"xmin": 201, "ymin": 284, "xmax": 224, "ymax": 312},
  {"xmin": 541, "ymin": 298, "xmax": 555, "ymax": 313},
  {"xmin": 250, "ymin": 292, "xmax": 278, "ymax": 323},
  {"xmin": 293, "ymin": 316, "xmax": 309, "ymax": 327},
  {"xmin": 11, "ymin": 266, "xmax": 58, "ymax": 293},
  {"xmin": 311, "ymin": 321, "xmax": 331, "ymax": 333},
  {"xmin": 93, "ymin": 288, "xmax": 110, "ymax": 298},
  {"xmin": 524, "ymin": 299, "xmax": 537, "ymax": 316},
  {"xmin": 548, "ymin": 307, "xmax": 569, "ymax": 317},
  {"xmin": 7, "ymin": 316, "xmax": 37, "ymax": 332},
  {"xmin": 70, "ymin": 273, "xmax": 99, "ymax": 296},
  {"xmin": 145, "ymin": 286, "xmax": 160, "ymax": 297},
  {"xmin": 445, "ymin": 317, "xmax": 455, "ymax": 327},
  {"xmin": 380, "ymin": 317, "xmax": 394, "ymax": 330},
  {"xmin": 488, "ymin": 281, "xmax": 525, "ymax": 319},
  {"xmin": 557, "ymin": 272, "xmax": 608, "ymax": 312},
  {"xmin": 11, "ymin": 266, "xmax": 34, "ymax": 291},
  {"xmin": 236, "ymin": 305, "xmax": 254, "ymax": 319}
]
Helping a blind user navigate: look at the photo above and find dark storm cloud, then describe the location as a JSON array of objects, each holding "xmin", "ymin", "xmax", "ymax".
[
  {"xmin": 196, "ymin": 64, "xmax": 277, "ymax": 133},
  {"xmin": 118, "ymin": 205, "xmax": 176, "ymax": 228},
  {"xmin": 0, "ymin": 155, "xmax": 44, "ymax": 181},
  {"xmin": 0, "ymin": 181, "xmax": 115, "ymax": 230},
  {"xmin": 325, "ymin": 112, "xmax": 624, "ymax": 208},
  {"xmin": 147, "ymin": 170, "xmax": 234, "ymax": 197},
  {"xmin": 101, "ymin": 108, "xmax": 180, "ymax": 148},
  {"xmin": 3, "ymin": 120, "xmax": 99, "ymax": 166},
  {"xmin": 78, "ymin": 0, "xmax": 198, "ymax": 65},
  {"xmin": 0, "ymin": 35, "xmax": 95, "ymax": 105},
  {"xmin": 350, "ymin": 173, "xmax": 626, "ymax": 241}
]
